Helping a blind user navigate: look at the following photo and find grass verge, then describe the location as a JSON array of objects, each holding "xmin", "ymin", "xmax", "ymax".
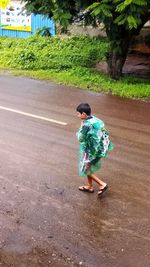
[
  {"xmin": 10, "ymin": 67, "xmax": 150, "ymax": 99},
  {"xmin": 0, "ymin": 36, "xmax": 149, "ymax": 99}
]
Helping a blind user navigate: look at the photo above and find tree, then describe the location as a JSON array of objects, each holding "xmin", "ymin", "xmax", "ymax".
[{"xmin": 22, "ymin": 0, "xmax": 150, "ymax": 79}]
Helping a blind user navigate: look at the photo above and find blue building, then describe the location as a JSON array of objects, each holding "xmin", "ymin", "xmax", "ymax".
[{"xmin": 0, "ymin": 1, "xmax": 55, "ymax": 38}]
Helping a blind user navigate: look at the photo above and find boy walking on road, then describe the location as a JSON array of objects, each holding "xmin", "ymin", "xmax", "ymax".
[{"xmin": 76, "ymin": 103, "xmax": 114, "ymax": 196}]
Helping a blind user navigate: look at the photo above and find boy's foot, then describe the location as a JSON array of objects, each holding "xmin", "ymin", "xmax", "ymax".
[
  {"xmin": 98, "ymin": 184, "xmax": 108, "ymax": 197},
  {"xmin": 79, "ymin": 186, "xmax": 94, "ymax": 193}
]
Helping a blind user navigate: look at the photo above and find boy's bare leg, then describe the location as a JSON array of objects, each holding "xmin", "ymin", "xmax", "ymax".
[
  {"xmin": 79, "ymin": 173, "xmax": 108, "ymax": 194},
  {"xmin": 87, "ymin": 175, "xmax": 93, "ymax": 188},
  {"xmin": 80, "ymin": 175, "xmax": 93, "ymax": 189},
  {"xmin": 79, "ymin": 175, "xmax": 94, "ymax": 191},
  {"xmin": 89, "ymin": 173, "xmax": 107, "ymax": 189}
]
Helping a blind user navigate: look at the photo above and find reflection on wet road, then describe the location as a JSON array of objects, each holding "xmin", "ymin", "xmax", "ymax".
[{"xmin": 0, "ymin": 75, "xmax": 150, "ymax": 267}]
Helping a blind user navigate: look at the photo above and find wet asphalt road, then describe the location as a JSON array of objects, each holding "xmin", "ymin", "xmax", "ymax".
[{"xmin": 0, "ymin": 75, "xmax": 150, "ymax": 267}]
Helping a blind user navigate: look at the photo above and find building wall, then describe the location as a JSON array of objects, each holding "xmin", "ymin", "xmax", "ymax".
[
  {"xmin": 68, "ymin": 24, "xmax": 106, "ymax": 37},
  {"xmin": 68, "ymin": 21, "xmax": 150, "ymax": 38},
  {"xmin": 0, "ymin": 14, "xmax": 55, "ymax": 38}
]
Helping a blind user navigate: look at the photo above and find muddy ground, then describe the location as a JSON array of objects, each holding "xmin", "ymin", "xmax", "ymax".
[
  {"xmin": 96, "ymin": 53, "xmax": 150, "ymax": 79},
  {"xmin": 0, "ymin": 75, "xmax": 149, "ymax": 267}
]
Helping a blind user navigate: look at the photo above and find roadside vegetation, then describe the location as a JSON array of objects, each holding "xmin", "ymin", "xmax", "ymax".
[{"xmin": 0, "ymin": 35, "xmax": 149, "ymax": 99}]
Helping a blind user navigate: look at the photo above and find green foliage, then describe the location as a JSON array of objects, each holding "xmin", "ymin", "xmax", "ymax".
[
  {"xmin": 22, "ymin": 0, "xmax": 150, "ymax": 31},
  {"xmin": 22, "ymin": 0, "xmax": 150, "ymax": 79},
  {"xmin": 88, "ymin": 0, "xmax": 150, "ymax": 31},
  {"xmin": 0, "ymin": 36, "xmax": 108, "ymax": 70},
  {"xmin": 36, "ymin": 26, "xmax": 52, "ymax": 37},
  {"xmin": 16, "ymin": 51, "xmax": 36, "ymax": 69}
]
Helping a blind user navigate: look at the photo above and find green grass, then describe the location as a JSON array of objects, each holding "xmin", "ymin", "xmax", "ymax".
[{"xmin": 0, "ymin": 35, "xmax": 149, "ymax": 99}]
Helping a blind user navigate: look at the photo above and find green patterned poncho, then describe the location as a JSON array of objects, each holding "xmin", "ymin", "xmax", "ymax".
[{"xmin": 77, "ymin": 116, "xmax": 114, "ymax": 177}]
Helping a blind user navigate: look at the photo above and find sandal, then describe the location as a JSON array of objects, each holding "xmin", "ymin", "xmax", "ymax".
[
  {"xmin": 79, "ymin": 186, "xmax": 94, "ymax": 193},
  {"xmin": 98, "ymin": 185, "xmax": 108, "ymax": 197}
]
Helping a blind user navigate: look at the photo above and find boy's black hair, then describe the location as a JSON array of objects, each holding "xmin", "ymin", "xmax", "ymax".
[{"xmin": 76, "ymin": 103, "xmax": 91, "ymax": 116}]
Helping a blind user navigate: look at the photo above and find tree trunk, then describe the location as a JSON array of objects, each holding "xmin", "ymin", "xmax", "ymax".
[
  {"xmin": 106, "ymin": 41, "xmax": 129, "ymax": 80},
  {"xmin": 105, "ymin": 13, "xmax": 150, "ymax": 80}
]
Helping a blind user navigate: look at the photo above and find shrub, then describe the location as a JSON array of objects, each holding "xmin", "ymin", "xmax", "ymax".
[{"xmin": 0, "ymin": 35, "xmax": 108, "ymax": 70}]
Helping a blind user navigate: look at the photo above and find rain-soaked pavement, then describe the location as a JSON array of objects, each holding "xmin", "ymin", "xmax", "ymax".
[{"xmin": 0, "ymin": 75, "xmax": 150, "ymax": 267}]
